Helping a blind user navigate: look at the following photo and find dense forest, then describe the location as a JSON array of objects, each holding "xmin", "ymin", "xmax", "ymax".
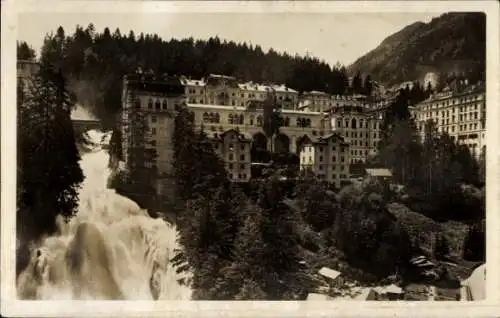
[
  {"xmin": 19, "ymin": 25, "xmax": 376, "ymax": 129},
  {"xmin": 348, "ymin": 12, "xmax": 486, "ymax": 86}
]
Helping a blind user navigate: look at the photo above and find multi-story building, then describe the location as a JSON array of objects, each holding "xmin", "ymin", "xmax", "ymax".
[
  {"xmin": 328, "ymin": 100, "xmax": 385, "ymax": 163},
  {"xmin": 121, "ymin": 71, "xmax": 396, "ymax": 188},
  {"xmin": 188, "ymin": 102, "xmax": 330, "ymax": 154},
  {"xmin": 410, "ymin": 83, "xmax": 486, "ymax": 158},
  {"xmin": 180, "ymin": 76, "xmax": 206, "ymax": 104},
  {"xmin": 300, "ymin": 91, "xmax": 332, "ymax": 112},
  {"xmin": 299, "ymin": 133, "xmax": 351, "ymax": 188},
  {"xmin": 205, "ymin": 74, "xmax": 239, "ymax": 106},
  {"xmin": 271, "ymin": 84, "xmax": 299, "ymax": 109},
  {"xmin": 236, "ymin": 82, "xmax": 273, "ymax": 107},
  {"xmin": 120, "ymin": 73, "xmax": 186, "ymax": 196},
  {"xmin": 209, "ymin": 129, "xmax": 252, "ymax": 182}
]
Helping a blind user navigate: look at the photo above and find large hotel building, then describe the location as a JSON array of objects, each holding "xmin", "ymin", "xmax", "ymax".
[
  {"xmin": 410, "ymin": 82, "xmax": 486, "ymax": 158},
  {"xmin": 119, "ymin": 72, "xmax": 392, "ymax": 194}
]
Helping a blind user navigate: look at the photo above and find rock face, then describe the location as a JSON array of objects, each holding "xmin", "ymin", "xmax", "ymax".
[{"xmin": 348, "ymin": 12, "xmax": 486, "ymax": 87}]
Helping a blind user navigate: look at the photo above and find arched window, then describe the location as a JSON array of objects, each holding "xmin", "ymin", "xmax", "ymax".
[
  {"xmin": 351, "ymin": 118, "xmax": 357, "ymax": 129},
  {"xmin": 228, "ymin": 114, "xmax": 233, "ymax": 124},
  {"xmin": 257, "ymin": 115, "xmax": 263, "ymax": 126},
  {"xmin": 296, "ymin": 117, "xmax": 302, "ymax": 127},
  {"xmin": 155, "ymin": 99, "xmax": 161, "ymax": 110},
  {"xmin": 162, "ymin": 99, "xmax": 168, "ymax": 110},
  {"xmin": 345, "ymin": 120, "xmax": 349, "ymax": 128},
  {"xmin": 215, "ymin": 113, "xmax": 220, "ymax": 123},
  {"xmin": 306, "ymin": 118, "xmax": 311, "ymax": 127},
  {"xmin": 203, "ymin": 112, "xmax": 209, "ymax": 123},
  {"xmin": 285, "ymin": 117, "xmax": 290, "ymax": 126},
  {"xmin": 250, "ymin": 115, "xmax": 255, "ymax": 126},
  {"xmin": 148, "ymin": 98, "xmax": 153, "ymax": 109},
  {"xmin": 239, "ymin": 114, "xmax": 244, "ymax": 125}
]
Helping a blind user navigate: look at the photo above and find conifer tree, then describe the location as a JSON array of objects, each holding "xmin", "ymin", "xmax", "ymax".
[{"xmin": 18, "ymin": 64, "xmax": 84, "ymax": 240}]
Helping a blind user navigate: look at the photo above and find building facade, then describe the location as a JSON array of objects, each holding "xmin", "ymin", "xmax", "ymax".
[
  {"xmin": 410, "ymin": 83, "xmax": 486, "ymax": 158},
  {"xmin": 121, "ymin": 72, "xmax": 396, "ymax": 188},
  {"xmin": 209, "ymin": 129, "xmax": 252, "ymax": 182},
  {"xmin": 120, "ymin": 73, "xmax": 186, "ymax": 195},
  {"xmin": 328, "ymin": 102, "xmax": 385, "ymax": 163},
  {"xmin": 299, "ymin": 133, "xmax": 351, "ymax": 188}
]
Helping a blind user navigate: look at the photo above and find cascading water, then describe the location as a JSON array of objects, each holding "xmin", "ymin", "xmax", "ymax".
[{"xmin": 16, "ymin": 129, "xmax": 192, "ymax": 300}]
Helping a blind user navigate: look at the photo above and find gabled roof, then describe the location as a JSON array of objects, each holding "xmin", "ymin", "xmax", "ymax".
[
  {"xmin": 211, "ymin": 128, "xmax": 252, "ymax": 142},
  {"xmin": 313, "ymin": 133, "xmax": 347, "ymax": 145}
]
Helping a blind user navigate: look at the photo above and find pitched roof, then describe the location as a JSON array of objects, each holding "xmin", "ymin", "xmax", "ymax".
[
  {"xmin": 318, "ymin": 267, "xmax": 341, "ymax": 280},
  {"xmin": 365, "ymin": 168, "xmax": 392, "ymax": 177}
]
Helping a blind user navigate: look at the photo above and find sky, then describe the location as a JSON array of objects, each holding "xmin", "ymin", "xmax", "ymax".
[{"xmin": 18, "ymin": 11, "xmax": 444, "ymax": 66}]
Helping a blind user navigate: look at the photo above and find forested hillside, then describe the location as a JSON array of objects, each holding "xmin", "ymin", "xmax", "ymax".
[
  {"xmin": 348, "ymin": 12, "xmax": 486, "ymax": 86},
  {"xmin": 18, "ymin": 25, "xmax": 365, "ymax": 128}
]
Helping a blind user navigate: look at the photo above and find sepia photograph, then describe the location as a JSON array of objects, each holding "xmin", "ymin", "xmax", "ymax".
[{"xmin": 2, "ymin": 0, "xmax": 500, "ymax": 317}]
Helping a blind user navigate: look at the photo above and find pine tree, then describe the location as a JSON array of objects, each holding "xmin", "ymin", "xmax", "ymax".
[
  {"xmin": 262, "ymin": 94, "xmax": 283, "ymax": 153},
  {"xmin": 363, "ymin": 75, "xmax": 373, "ymax": 96},
  {"xmin": 352, "ymin": 72, "xmax": 363, "ymax": 94},
  {"xmin": 17, "ymin": 41, "xmax": 37, "ymax": 61},
  {"xmin": 17, "ymin": 64, "xmax": 84, "ymax": 241}
]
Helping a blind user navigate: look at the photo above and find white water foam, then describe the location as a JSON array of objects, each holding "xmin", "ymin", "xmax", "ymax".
[{"xmin": 16, "ymin": 130, "xmax": 192, "ymax": 300}]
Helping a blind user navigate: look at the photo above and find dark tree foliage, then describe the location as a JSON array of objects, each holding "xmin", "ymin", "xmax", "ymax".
[
  {"xmin": 17, "ymin": 41, "xmax": 36, "ymax": 61},
  {"xmin": 332, "ymin": 180, "xmax": 414, "ymax": 279},
  {"xmin": 30, "ymin": 26, "xmax": 352, "ymax": 128},
  {"xmin": 433, "ymin": 235, "xmax": 450, "ymax": 260},
  {"xmin": 463, "ymin": 220, "xmax": 485, "ymax": 262},
  {"xmin": 295, "ymin": 175, "xmax": 340, "ymax": 232},
  {"xmin": 17, "ymin": 63, "xmax": 84, "ymax": 242},
  {"xmin": 231, "ymin": 174, "xmax": 312, "ymax": 299}
]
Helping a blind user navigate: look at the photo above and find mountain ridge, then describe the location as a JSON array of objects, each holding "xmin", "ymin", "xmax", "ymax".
[{"xmin": 347, "ymin": 12, "xmax": 486, "ymax": 87}]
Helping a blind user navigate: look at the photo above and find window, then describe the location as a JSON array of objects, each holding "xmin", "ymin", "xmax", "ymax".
[
  {"xmin": 240, "ymin": 154, "xmax": 245, "ymax": 161},
  {"xmin": 240, "ymin": 164, "xmax": 245, "ymax": 169},
  {"xmin": 151, "ymin": 140, "xmax": 156, "ymax": 147},
  {"xmin": 151, "ymin": 128, "xmax": 156, "ymax": 135},
  {"xmin": 134, "ymin": 98, "xmax": 141, "ymax": 109},
  {"xmin": 319, "ymin": 156, "xmax": 323, "ymax": 162},
  {"xmin": 332, "ymin": 156, "xmax": 336, "ymax": 162},
  {"xmin": 151, "ymin": 115, "xmax": 157, "ymax": 123},
  {"xmin": 240, "ymin": 144, "xmax": 245, "ymax": 151},
  {"xmin": 332, "ymin": 146, "xmax": 336, "ymax": 151},
  {"xmin": 155, "ymin": 100, "xmax": 161, "ymax": 110},
  {"xmin": 229, "ymin": 163, "xmax": 233, "ymax": 169},
  {"xmin": 162, "ymin": 100, "xmax": 168, "ymax": 110},
  {"xmin": 148, "ymin": 98, "xmax": 153, "ymax": 109},
  {"xmin": 229, "ymin": 153, "xmax": 234, "ymax": 161}
]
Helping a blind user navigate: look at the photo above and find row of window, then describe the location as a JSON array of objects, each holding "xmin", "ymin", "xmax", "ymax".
[
  {"xmin": 231, "ymin": 173, "xmax": 249, "ymax": 180},
  {"xmin": 418, "ymin": 111, "xmax": 481, "ymax": 122},
  {"xmin": 422, "ymin": 95, "xmax": 483, "ymax": 110},
  {"xmin": 335, "ymin": 119, "xmax": 381, "ymax": 130},
  {"xmin": 201, "ymin": 112, "xmax": 316, "ymax": 128},
  {"xmin": 419, "ymin": 122, "xmax": 483, "ymax": 133},
  {"xmin": 228, "ymin": 163, "xmax": 249, "ymax": 170},
  {"xmin": 134, "ymin": 98, "xmax": 169, "ymax": 110}
]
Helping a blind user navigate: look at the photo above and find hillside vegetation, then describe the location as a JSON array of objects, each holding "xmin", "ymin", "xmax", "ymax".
[{"xmin": 348, "ymin": 12, "xmax": 486, "ymax": 86}]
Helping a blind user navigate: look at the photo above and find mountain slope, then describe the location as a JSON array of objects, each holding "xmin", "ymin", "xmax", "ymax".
[{"xmin": 348, "ymin": 12, "xmax": 486, "ymax": 87}]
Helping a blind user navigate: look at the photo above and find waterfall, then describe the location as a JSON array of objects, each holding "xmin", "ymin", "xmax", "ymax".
[{"xmin": 16, "ymin": 129, "xmax": 192, "ymax": 300}]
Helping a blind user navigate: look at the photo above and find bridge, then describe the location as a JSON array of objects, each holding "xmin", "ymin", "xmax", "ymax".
[
  {"xmin": 71, "ymin": 105, "xmax": 102, "ymax": 135},
  {"xmin": 72, "ymin": 119, "xmax": 102, "ymax": 135}
]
